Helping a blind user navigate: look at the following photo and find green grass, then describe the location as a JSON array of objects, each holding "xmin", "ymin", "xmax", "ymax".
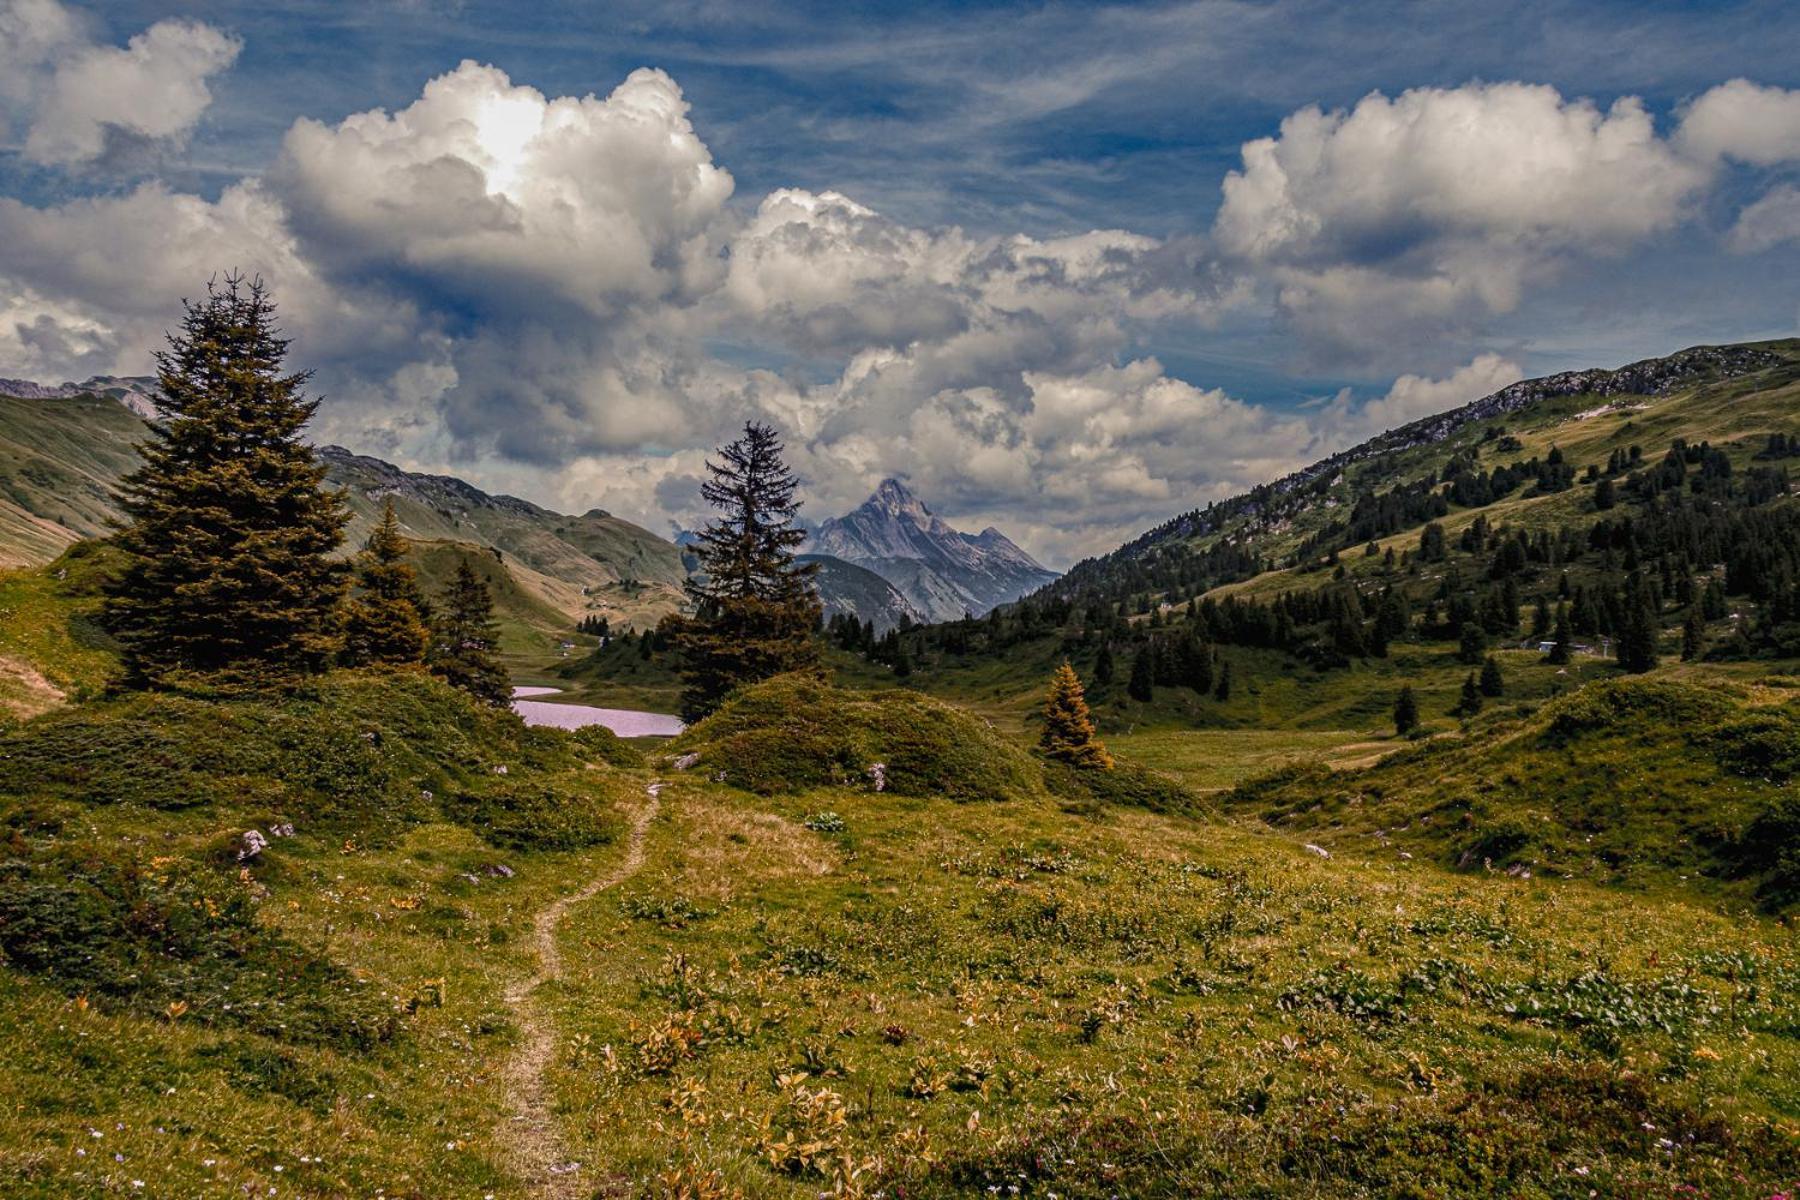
[
  {"xmin": 1224, "ymin": 674, "xmax": 1800, "ymax": 906},
  {"xmin": 0, "ymin": 543, "xmax": 122, "ymax": 723},
  {"xmin": 0, "ymin": 670, "xmax": 646, "ymax": 1198},
  {"xmin": 536, "ymin": 772, "xmax": 1799, "ymax": 1197},
  {"xmin": 0, "ymin": 663, "xmax": 1796, "ymax": 1195},
  {"xmin": 1108, "ymin": 728, "xmax": 1386, "ymax": 790}
]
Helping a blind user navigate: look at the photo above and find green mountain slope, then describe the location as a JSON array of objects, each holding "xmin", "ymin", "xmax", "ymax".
[
  {"xmin": 0, "ymin": 392, "xmax": 145, "ymax": 567},
  {"xmin": 1046, "ymin": 340, "xmax": 1800, "ymax": 607},
  {"xmin": 0, "ymin": 388, "xmax": 692, "ymax": 637}
]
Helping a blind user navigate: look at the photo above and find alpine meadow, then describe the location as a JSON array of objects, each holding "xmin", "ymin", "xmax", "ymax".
[{"xmin": 2, "ymin": 2, "xmax": 1800, "ymax": 1198}]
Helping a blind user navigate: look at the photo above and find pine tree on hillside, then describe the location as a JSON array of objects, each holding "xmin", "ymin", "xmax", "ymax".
[
  {"xmin": 671, "ymin": 422, "xmax": 821, "ymax": 721},
  {"xmin": 429, "ymin": 561, "xmax": 511, "ymax": 706},
  {"xmin": 1617, "ymin": 582, "xmax": 1661, "ymax": 674},
  {"xmin": 1127, "ymin": 648, "xmax": 1155, "ymax": 702},
  {"xmin": 106, "ymin": 275, "xmax": 349, "ymax": 687},
  {"xmin": 1457, "ymin": 622, "xmax": 1488, "ymax": 665},
  {"xmin": 342, "ymin": 500, "xmax": 431, "ymax": 667},
  {"xmin": 1479, "ymin": 654, "xmax": 1504, "ymax": 698},
  {"xmin": 1214, "ymin": 658, "xmax": 1233, "ymax": 702},
  {"xmin": 1040, "ymin": 661, "xmax": 1113, "ymax": 770},
  {"xmin": 1393, "ymin": 685, "xmax": 1419, "ymax": 736},
  {"xmin": 1094, "ymin": 641, "xmax": 1115, "ymax": 687},
  {"xmin": 1546, "ymin": 603, "xmax": 1572, "ymax": 665},
  {"xmin": 1681, "ymin": 607, "xmax": 1706, "ymax": 662},
  {"xmin": 1457, "ymin": 672, "xmax": 1483, "ymax": 717}
]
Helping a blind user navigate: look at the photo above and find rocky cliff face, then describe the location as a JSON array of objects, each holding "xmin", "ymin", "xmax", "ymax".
[{"xmin": 807, "ymin": 478, "xmax": 1057, "ymax": 622}]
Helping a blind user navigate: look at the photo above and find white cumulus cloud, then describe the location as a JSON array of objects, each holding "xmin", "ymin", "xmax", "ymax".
[
  {"xmin": 1214, "ymin": 82, "xmax": 1713, "ymax": 357},
  {"xmin": 2, "ymin": 0, "xmax": 240, "ymax": 167}
]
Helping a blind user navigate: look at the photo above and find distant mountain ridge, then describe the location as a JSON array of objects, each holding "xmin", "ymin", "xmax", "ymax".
[
  {"xmin": 807, "ymin": 478, "xmax": 1058, "ymax": 621},
  {"xmin": 0, "ymin": 380, "xmax": 960, "ymax": 635},
  {"xmin": 0, "ymin": 375, "xmax": 162, "ymax": 419},
  {"xmin": 1039, "ymin": 341, "xmax": 1798, "ymax": 602}
]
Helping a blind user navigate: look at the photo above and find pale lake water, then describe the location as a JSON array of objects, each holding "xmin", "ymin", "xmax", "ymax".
[{"xmin": 510, "ymin": 686, "xmax": 685, "ymax": 737}]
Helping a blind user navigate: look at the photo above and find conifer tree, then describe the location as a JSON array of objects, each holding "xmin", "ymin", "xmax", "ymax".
[
  {"xmin": 1127, "ymin": 647, "xmax": 1155, "ymax": 702},
  {"xmin": 1094, "ymin": 641, "xmax": 1115, "ymax": 687},
  {"xmin": 1617, "ymin": 582, "xmax": 1660, "ymax": 674},
  {"xmin": 1214, "ymin": 658, "xmax": 1233, "ymax": 702},
  {"xmin": 1393, "ymin": 685, "xmax": 1419, "ymax": 735},
  {"xmin": 429, "ymin": 561, "xmax": 511, "ymax": 706},
  {"xmin": 1457, "ymin": 671, "xmax": 1483, "ymax": 717},
  {"xmin": 1681, "ymin": 607, "xmax": 1706, "ymax": 662},
  {"xmin": 1479, "ymin": 654, "xmax": 1504, "ymax": 698},
  {"xmin": 341, "ymin": 500, "xmax": 430, "ymax": 667},
  {"xmin": 1457, "ymin": 621, "xmax": 1488, "ymax": 665},
  {"xmin": 1039, "ymin": 661, "xmax": 1113, "ymax": 770},
  {"xmin": 106, "ymin": 275, "xmax": 348, "ymax": 686},
  {"xmin": 1547, "ymin": 602, "xmax": 1572, "ymax": 665},
  {"xmin": 671, "ymin": 422, "xmax": 821, "ymax": 720}
]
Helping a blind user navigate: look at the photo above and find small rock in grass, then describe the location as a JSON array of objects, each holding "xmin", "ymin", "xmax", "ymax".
[
  {"xmin": 486, "ymin": 863, "xmax": 515, "ymax": 879},
  {"xmin": 672, "ymin": 752, "xmax": 701, "ymax": 771},
  {"xmin": 237, "ymin": 830, "xmax": 269, "ymax": 861},
  {"xmin": 269, "ymin": 823, "xmax": 295, "ymax": 838},
  {"xmin": 1303, "ymin": 843, "xmax": 1331, "ymax": 859}
]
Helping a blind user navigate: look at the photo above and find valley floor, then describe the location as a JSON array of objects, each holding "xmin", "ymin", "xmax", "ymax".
[{"xmin": 4, "ymin": 708, "xmax": 1795, "ymax": 1197}]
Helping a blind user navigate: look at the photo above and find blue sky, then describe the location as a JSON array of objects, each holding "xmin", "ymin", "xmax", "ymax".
[{"xmin": 2, "ymin": 0, "xmax": 1798, "ymax": 562}]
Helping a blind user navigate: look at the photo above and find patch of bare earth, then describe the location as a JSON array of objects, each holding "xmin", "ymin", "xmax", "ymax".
[{"xmin": 0, "ymin": 655, "xmax": 65, "ymax": 721}]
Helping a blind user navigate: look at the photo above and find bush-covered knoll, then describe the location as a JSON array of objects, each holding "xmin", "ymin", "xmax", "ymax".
[
  {"xmin": 670, "ymin": 673, "xmax": 1045, "ymax": 802},
  {"xmin": 1227, "ymin": 675, "xmax": 1800, "ymax": 904},
  {"xmin": 0, "ymin": 669, "xmax": 635, "ymax": 847}
]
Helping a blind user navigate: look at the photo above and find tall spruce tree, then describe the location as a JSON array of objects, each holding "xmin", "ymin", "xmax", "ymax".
[
  {"xmin": 1479, "ymin": 654, "xmax": 1504, "ymax": 698},
  {"xmin": 1393, "ymin": 685, "xmax": 1419, "ymax": 735},
  {"xmin": 1457, "ymin": 671, "xmax": 1483, "ymax": 717},
  {"xmin": 429, "ymin": 561, "xmax": 511, "ymax": 706},
  {"xmin": 1127, "ymin": 648, "xmax": 1155, "ymax": 702},
  {"xmin": 1617, "ymin": 581, "xmax": 1661, "ymax": 674},
  {"xmin": 673, "ymin": 422, "xmax": 821, "ymax": 720},
  {"xmin": 342, "ymin": 500, "xmax": 431, "ymax": 667},
  {"xmin": 1546, "ymin": 603, "xmax": 1572, "ymax": 665},
  {"xmin": 107, "ymin": 275, "xmax": 348, "ymax": 687},
  {"xmin": 1681, "ymin": 607, "xmax": 1706, "ymax": 662},
  {"xmin": 1040, "ymin": 661, "xmax": 1113, "ymax": 770}
]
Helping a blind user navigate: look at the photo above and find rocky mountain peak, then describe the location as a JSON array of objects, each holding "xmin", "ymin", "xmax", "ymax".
[
  {"xmin": 805, "ymin": 479, "xmax": 1057, "ymax": 622},
  {"xmin": 870, "ymin": 477, "xmax": 931, "ymax": 521}
]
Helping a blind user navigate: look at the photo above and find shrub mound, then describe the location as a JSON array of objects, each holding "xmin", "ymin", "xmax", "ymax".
[
  {"xmin": 0, "ymin": 669, "xmax": 633, "ymax": 846},
  {"xmin": 672, "ymin": 674, "xmax": 1042, "ymax": 802},
  {"xmin": 0, "ymin": 843, "xmax": 397, "ymax": 1049},
  {"xmin": 1046, "ymin": 758, "xmax": 1206, "ymax": 816}
]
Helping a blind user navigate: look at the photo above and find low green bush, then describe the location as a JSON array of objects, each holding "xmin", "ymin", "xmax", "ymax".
[
  {"xmin": 444, "ymin": 771, "xmax": 629, "ymax": 850},
  {"xmin": 0, "ymin": 843, "xmax": 397, "ymax": 1049},
  {"xmin": 672, "ymin": 674, "xmax": 1041, "ymax": 802},
  {"xmin": 1046, "ymin": 759, "xmax": 1205, "ymax": 816}
]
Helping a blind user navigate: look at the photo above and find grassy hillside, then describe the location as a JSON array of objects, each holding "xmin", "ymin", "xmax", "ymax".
[
  {"xmin": 0, "ymin": 542, "xmax": 122, "ymax": 723},
  {"xmin": 2, "ymin": 667, "xmax": 1794, "ymax": 1195},
  {"xmin": 0, "ymin": 671, "xmax": 652, "ymax": 1197},
  {"xmin": 1228, "ymin": 674, "xmax": 1800, "ymax": 906},
  {"xmin": 0, "ymin": 392, "xmax": 144, "ymax": 567}
]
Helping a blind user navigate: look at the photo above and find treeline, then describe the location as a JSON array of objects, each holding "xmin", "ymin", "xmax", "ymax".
[
  {"xmin": 102, "ymin": 276, "xmax": 510, "ymax": 705},
  {"xmin": 848, "ymin": 432, "xmax": 1799, "ymax": 686}
]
